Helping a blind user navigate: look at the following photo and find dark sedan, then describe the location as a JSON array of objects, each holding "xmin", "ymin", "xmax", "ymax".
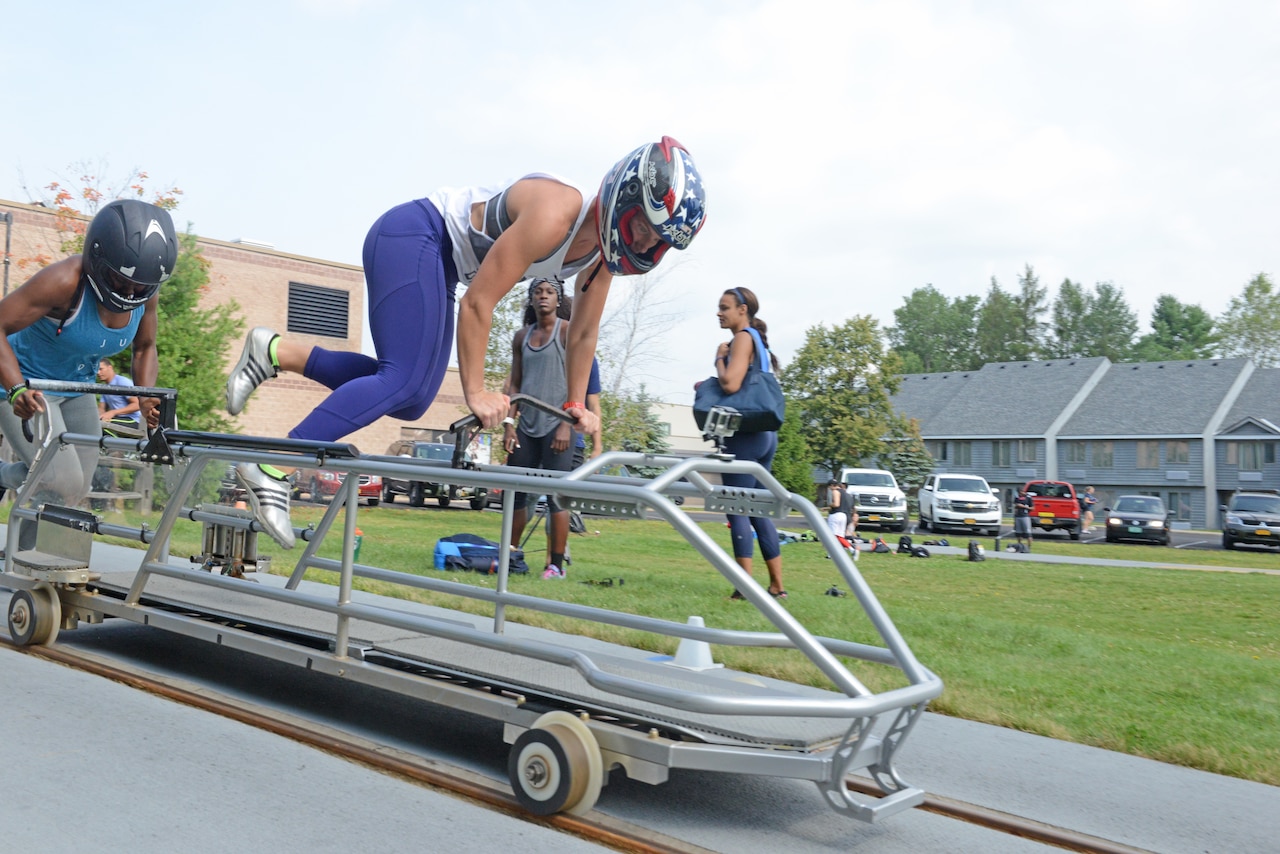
[{"xmin": 1104, "ymin": 495, "xmax": 1171, "ymax": 545}]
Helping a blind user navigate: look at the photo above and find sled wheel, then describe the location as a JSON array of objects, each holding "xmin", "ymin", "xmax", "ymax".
[
  {"xmin": 8, "ymin": 587, "xmax": 61, "ymax": 647},
  {"xmin": 508, "ymin": 711, "xmax": 603, "ymax": 816}
]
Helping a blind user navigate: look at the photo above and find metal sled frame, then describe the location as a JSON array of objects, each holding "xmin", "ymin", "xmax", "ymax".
[{"xmin": 4, "ymin": 419, "xmax": 943, "ymax": 823}]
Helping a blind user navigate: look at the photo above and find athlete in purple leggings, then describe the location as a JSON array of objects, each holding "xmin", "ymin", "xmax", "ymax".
[{"xmin": 226, "ymin": 138, "xmax": 707, "ymax": 548}]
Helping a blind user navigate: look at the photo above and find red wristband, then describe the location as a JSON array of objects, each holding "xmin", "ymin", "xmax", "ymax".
[{"xmin": 562, "ymin": 401, "xmax": 584, "ymax": 411}]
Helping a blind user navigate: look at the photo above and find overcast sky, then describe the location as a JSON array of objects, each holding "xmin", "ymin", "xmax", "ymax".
[{"xmin": 3, "ymin": 1, "xmax": 1277, "ymax": 404}]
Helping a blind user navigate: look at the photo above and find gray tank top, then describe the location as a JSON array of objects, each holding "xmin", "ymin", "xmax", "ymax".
[{"xmin": 517, "ymin": 318, "xmax": 567, "ymax": 438}]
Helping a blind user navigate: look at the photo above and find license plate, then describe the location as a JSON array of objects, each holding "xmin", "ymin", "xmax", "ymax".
[
  {"xmin": 1128, "ymin": 526, "xmax": 1143, "ymax": 534},
  {"xmin": 1038, "ymin": 512, "xmax": 1054, "ymax": 518},
  {"xmin": 867, "ymin": 514, "xmax": 881, "ymax": 521},
  {"xmin": 1256, "ymin": 529, "xmax": 1271, "ymax": 537},
  {"xmin": 963, "ymin": 518, "xmax": 977, "ymax": 525}
]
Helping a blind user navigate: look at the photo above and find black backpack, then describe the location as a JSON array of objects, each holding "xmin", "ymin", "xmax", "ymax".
[
  {"xmin": 897, "ymin": 535, "xmax": 914, "ymax": 554},
  {"xmin": 967, "ymin": 540, "xmax": 985, "ymax": 562}
]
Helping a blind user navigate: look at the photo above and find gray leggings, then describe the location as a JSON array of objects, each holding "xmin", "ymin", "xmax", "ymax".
[{"xmin": 0, "ymin": 394, "xmax": 103, "ymax": 502}]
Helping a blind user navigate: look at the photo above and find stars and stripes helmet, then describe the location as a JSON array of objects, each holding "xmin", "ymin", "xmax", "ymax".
[
  {"xmin": 83, "ymin": 199, "xmax": 177, "ymax": 313},
  {"xmin": 596, "ymin": 136, "xmax": 706, "ymax": 276}
]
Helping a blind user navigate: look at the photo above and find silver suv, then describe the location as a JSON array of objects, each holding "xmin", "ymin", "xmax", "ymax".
[
  {"xmin": 1221, "ymin": 489, "xmax": 1280, "ymax": 550},
  {"xmin": 839, "ymin": 467, "xmax": 908, "ymax": 532},
  {"xmin": 917, "ymin": 473, "xmax": 1002, "ymax": 536}
]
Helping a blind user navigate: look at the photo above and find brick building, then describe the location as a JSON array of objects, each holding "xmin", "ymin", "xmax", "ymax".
[{"xmin": 0, "ymin": 198, "xmax": 467, "ymax": 456}]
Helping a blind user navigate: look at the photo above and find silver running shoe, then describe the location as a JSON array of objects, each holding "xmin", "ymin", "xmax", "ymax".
[
  {"xmin": 235, "ymin": 462, "xmax": 295, "ymax": 549},
  {"xmin": 226, "ymin": 327, "xmax": 279, "ymax": 415}
]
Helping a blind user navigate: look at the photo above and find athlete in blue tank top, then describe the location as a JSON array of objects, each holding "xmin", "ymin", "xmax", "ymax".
[{"xmin": 0, "ymin": 200, "xmax": 173, "ymax": 526}]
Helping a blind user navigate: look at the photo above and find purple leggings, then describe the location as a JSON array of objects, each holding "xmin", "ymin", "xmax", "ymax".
[
  {"xmin": 289, "ymin": 200, "xmax": 458, "ymax": 442},
  {"xmin": 721, "ymin": 430, "xmax": 781, "ymax": 561}
]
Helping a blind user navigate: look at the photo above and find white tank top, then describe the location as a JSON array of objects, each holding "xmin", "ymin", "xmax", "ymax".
[{"xmin": 427, "ymin": 173, "xmax": 600, "ymax": 285}]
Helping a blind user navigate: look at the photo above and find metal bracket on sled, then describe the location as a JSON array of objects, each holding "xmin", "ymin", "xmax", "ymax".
[
  {"xmin": 191, "ymin": 505, "xmax": 271, "ymax": 578},
  {"xmin": 704, "ymin": 486, "xmax": 790, "ymax": 519}
]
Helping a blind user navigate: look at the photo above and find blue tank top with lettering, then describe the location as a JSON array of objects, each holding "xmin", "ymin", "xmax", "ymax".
[{"xmin": 8, "ymin": 283, "xmax": 143, "ymax": 396}]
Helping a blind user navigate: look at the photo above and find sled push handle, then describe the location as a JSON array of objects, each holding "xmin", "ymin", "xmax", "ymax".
[
  {"xmin": 23, "ymin": 380, "xmax": 180, "ymax": 463},
  {"xmin": 448, "ymin": 394, "xmax": 577, "ymax": 469}
]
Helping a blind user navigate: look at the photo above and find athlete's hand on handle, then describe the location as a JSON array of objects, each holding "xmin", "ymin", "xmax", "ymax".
[
  {"xmin": 565, "ymin": 402, "xmax": 597, "ymax": 437},
  {"xmin": 465, "ymin": 390, "xmax": 511, "ymax": 430}
]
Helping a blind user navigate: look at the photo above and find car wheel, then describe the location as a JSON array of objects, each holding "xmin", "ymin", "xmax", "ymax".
[
  {"xmin": 438, "ymin": 495, "xmax": 451, "ymax": 508},
  {"xmin": 1222, "ymin": 533, "xmax": 1236, "ymax": 550},
  {"xmin": 383, "ymin": 483, "xmax": 395, "ymax": 503},
  {"xmin": 409, "ymin": 483, "xmax": 425, "ymax": 507},
  {"xmin": 367, "ymin": 498, "xmax": 380, "ymax": 508},
  {"xmin": 917, "ymin": 514, "xmax": 930, "ymax": 532},
  {"xmin": 892, "ymin": 520, "xmax": 907, "ymax": 533},
  {"xmin": 1070, "ymin": 526, "xmax": 1081, "ymax": 541},
  {"xmin": 470, "ymin": 494, "xmax": 486, "ymax": 511}
]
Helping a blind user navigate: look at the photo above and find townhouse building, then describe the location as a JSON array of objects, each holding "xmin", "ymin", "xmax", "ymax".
[{"xmin": 891, "ymin": 357, "xmax": 1280, "ymax": 529}]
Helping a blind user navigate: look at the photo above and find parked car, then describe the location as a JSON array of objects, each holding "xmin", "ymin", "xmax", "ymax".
[
  {"xmin": 295, "ymin": 468, "xmax": 381, "ymax": 507},
  {"xmin": 839, "ymin": 467, "xmax": 908, "ymax": 532},
  {"xmin": 1104, "ymin": 495, "xmax": 1170, "ymax": 545},
  {"xmin": 917, "ymin": 473, "xmax": 1001, "ymax": 536},
  {"xmin": 1220, "ymin": 489, "xmax": 1280, "ymax": 550},
  {"xmin": 383, "ymin": 440, "xmax": 488, "ymax": 510},
  {"xmin": 1022, "ymin": 480, "xmax": 1082, "ymax": 539}
]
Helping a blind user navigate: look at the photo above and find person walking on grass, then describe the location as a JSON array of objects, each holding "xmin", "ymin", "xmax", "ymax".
[
  {"xmin": 702, "ymin": 287, "xmax": 786, "ymax": 600},
  {"xmin": 225, "ymin": 138, "xmax": 706, "ymax": 549}
]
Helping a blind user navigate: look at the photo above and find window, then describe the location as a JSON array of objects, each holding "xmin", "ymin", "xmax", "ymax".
[
  {"xmin": 1167, "ymin": 441, "xmax": 1189, "ymax": 464},
  {"xmin": 1230, "ymin": 442, "xmax": 1276, "ymax": 471},
  {"xmin": 1017, "ymin": 440, "xmax": 1037, "ymax": 463},
  {"xmin": 993, "ymin": 440, "xmax": 1012, "ymax": 467},
  {"xmin": 1093, "ymin": 441, "xmax": 1113, "ymax": 468},
  {"xmin": 954, "ymin": 441, "xmax": 972, "ymax": 467},
  {"xmin": 287, "ymin": 282, "xmax": 350, "ymax": 338},
  {"xmin": 1064, "ymin": 441, "xmax": 1087, "ymax": 464},
  {"xmin": 932, "ymin": 441, "xmax": 948, "ymax": 461},
  {"xmin": 1137, "ymin": 441, "xmax": 1160, "ymax": 469},
  {"xmin": 1167, "ymin": 491, "xmax": 1191, "ymax": 522}
]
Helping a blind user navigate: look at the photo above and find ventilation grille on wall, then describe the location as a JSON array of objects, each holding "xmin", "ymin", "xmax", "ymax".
[{"xmin": 287, "ymin": 282, "xmax": 349, "ymax": 338}]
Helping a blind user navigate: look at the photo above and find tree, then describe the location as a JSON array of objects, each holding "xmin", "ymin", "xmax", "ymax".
[
  {"xmin": 782, "ymin": 316, "xmax": 904, "ymax": 477},
  {"xmin": 1134, "ymin": 295, "xmax": 1218, "ymax": 361},
  {"xmin": 975, "ymin": 277, "xmax": 1024, "ymax": 363},
  {"xmin": 770, "ymin": 410, "xmax": 815, "ymax": 498},
  {"xmin": 598, "ymin": 385, "xmax": 671, "ymax": 476},
  {"xmin": 595, "ymin": 268, "xmax": 684, "ymax": 396},
  {"xmin": 149, "ymin": 229, "xmax": 244, "ymax": 431},
  {"xmin": 1048, "ymin": 278, "xmax": 1090, "ymax": 358},
  {"xmin": 483, "ymin": 287, "xmax": 529, "ymax": 391},
  {"xmin": 888, "ymin": 285, "xmax": 981, "ymax": 372},
  {"xmin": 1217, "ymin": 273, "xmax": 1280, "ymax": 367},
  {"xmin": 1082, "ymin": 281, "xmax": 1138, "ymax": 362},
  {"xmin": 1011, "ymin": 264, "xmax": 1049, "ymax": 358},
  {"xmin": 878, "ymin": 423, "xmax": 933, "ymax": 513}
]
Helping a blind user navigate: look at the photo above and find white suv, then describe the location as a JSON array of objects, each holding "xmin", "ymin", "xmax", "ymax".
[
  {"xmin": 917, "ymin": 473, "xmax": 1002, "ymax": 536},
  {"xmin": 839, "ymin": 467, "xmax": 908, "ymax": 532}
]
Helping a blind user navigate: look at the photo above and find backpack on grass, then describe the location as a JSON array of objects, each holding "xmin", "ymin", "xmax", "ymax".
[{"xmin": 434, "ymin": 533, "xmax": 529, "ymax": 574}]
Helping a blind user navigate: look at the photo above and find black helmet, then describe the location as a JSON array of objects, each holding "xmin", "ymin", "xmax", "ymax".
[{"xmin": 83, "ymin": 199, "xmax": 178, "ymax": 312}]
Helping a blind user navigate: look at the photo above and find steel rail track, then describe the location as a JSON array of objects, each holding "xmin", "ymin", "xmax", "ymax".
[{"xmin": 3, "ymin": 633, "xmax": 1154, "ymax": 854}]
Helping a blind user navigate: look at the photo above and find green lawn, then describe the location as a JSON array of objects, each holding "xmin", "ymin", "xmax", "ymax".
[{"xmin": 57, "ymin": 500, "xmax": 1280, "ymax": 786}]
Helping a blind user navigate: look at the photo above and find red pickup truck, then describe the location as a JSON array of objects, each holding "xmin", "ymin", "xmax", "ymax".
[{"xmin": 1022, "ymin": 480, "xmax": 1082, "ymax": 540}]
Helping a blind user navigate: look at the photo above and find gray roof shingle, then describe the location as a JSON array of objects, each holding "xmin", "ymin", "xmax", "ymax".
[
  {"xmin": 1059, "ymin": 359, "xmax": 1250, "ymax": 436},
  {"xmin": 893, "ymin": 358, "xmax": 1109, "ymax": 436}
]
